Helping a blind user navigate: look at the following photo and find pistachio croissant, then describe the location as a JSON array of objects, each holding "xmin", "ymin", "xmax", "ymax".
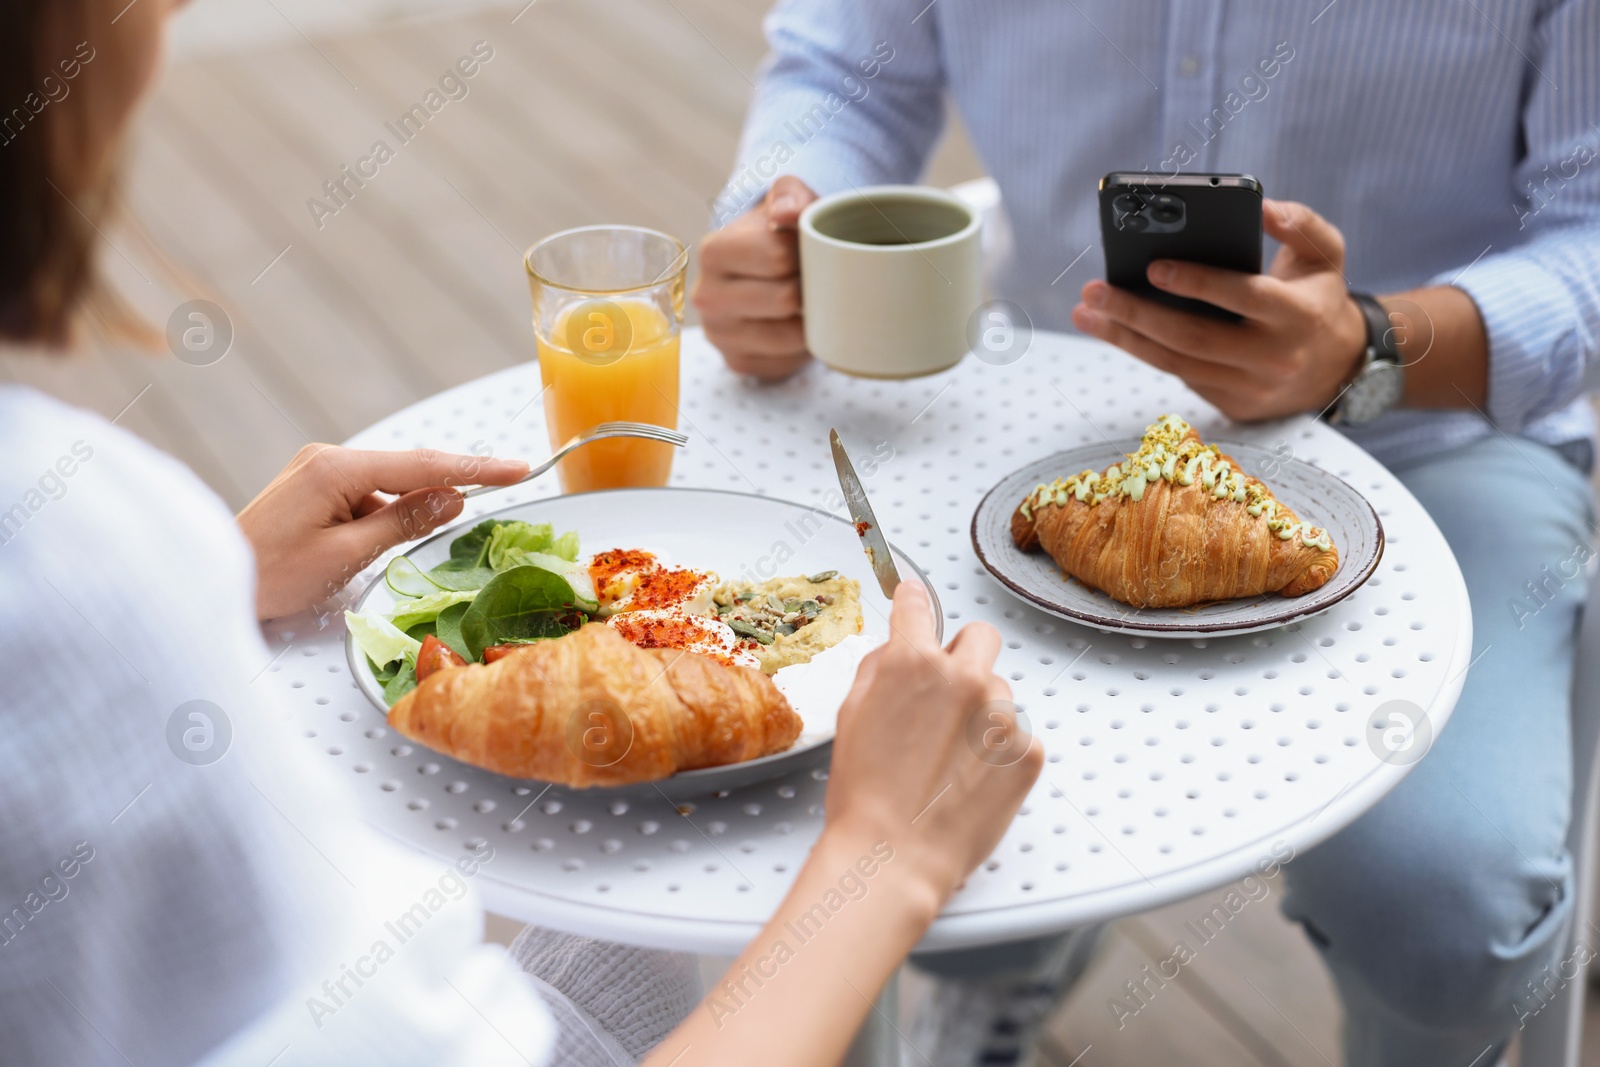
[
  {"xmin": 1011, "ymin": 415, "xmax": 1339, "ymax": 609},
  {"xmin": 388, "ymin": 623, "xmax": 801, "ymax": 787}
]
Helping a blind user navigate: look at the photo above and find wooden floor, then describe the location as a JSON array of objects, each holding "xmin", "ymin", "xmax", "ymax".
[
  {"xmin": 0, "ymin": 0, "xmax": 981, "ymax": 509},
  {"xmin": 10, "ymin": 1, "xmax": 1598, "ymax": 1063}
]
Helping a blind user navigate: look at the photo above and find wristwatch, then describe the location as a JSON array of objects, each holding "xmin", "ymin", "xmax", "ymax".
[{"xmin": 1327, "ymin": 292, "xmax": 1404, "ymax": 426}]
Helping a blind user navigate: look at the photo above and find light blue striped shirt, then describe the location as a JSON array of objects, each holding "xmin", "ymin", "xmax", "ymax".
[{"xmin": 720, "ymin": 0, "xmax": 1600, "ymax": 468}]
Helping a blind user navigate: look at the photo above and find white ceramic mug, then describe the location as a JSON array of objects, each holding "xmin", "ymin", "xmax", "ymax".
[{"xmin": 798, "ymin": 185, "xmax": 983, "ymax": 379}]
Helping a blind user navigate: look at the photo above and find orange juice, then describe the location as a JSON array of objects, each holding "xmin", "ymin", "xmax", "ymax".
[{"xmin": 536, "ymin": 297, "xmax": 680, "ymax": 492}]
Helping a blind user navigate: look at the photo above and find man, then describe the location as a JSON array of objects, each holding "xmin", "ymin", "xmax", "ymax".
[{"xmin": 694, "ymin": 2, "xmax": 1600, "ymax": 1064}]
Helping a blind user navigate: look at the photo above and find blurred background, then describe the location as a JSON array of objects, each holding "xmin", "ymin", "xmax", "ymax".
[{"xmin": 0, "ymin": 0, "xmax": 981, "ymax": 510}]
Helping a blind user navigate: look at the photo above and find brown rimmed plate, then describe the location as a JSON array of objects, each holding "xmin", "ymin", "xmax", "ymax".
[{"xmin": 971, "ymin": 441, "xmax": 1384, "ymax": 637}]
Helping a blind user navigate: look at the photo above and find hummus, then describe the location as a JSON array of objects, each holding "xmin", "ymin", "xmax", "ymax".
[{"xmin": 713, "ymin": 573, "xmax": 863, "ymax": 673}]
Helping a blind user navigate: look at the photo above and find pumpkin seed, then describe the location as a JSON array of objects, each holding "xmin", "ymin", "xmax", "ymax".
[
  {"xmin": 805, "ymin": 570, "xmax": 838, "ymax": 583},
  {"xmin": 766, "ymin": 593, "xmax": 787, "ymax": 612},
  {"xmin": 775, "ymin": 622, "xmax": 797, "ymax": 637},
  {"xmin": 728, "ymin": 619, "xmax": 774, "ymax": 645}
]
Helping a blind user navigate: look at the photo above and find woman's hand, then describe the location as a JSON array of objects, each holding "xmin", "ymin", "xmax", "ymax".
[
  {"xmin": 641, "ymin": 583, "xmax": 1040, "ymax": 1067},
  {"xmin": 1072, "ymin": 198, "xmax": 1368, "ymax": 422},
  {"xmin": 236, "ymin": 445, "xmax": 529, "ymax": 620},
  {"xmin": 825, "ymin": 580, "xmax": 1043, "ymax": 904}
]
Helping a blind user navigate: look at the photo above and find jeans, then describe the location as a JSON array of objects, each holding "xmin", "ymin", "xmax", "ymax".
[{"xmin": 913, "ymin": 433, "xmax": 1596, "ymax": 1066}]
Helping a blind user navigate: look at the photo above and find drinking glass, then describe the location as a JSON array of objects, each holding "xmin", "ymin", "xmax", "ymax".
[{"xmin": 525, "ymin": 225, "xmax": 686, "ymax": 492}]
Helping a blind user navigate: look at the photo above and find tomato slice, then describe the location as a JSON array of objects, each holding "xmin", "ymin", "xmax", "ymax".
[
  {"xmin": 415, "ymin": 634, "xmax": 466, "ymax": 681},
  {"xmin": 482, "ymin": 644, "xmax": 521, "ymax": 664}
]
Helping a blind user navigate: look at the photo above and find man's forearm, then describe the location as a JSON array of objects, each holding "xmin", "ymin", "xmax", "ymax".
[{"xmin": 1380, "ymin": 285, "xmax": 1489, "ymax": 409}]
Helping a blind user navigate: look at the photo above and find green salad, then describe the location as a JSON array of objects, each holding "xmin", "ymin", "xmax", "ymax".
[{"xmin": 346, "ymin": 518, "xmax": 596, "ymax": 705}]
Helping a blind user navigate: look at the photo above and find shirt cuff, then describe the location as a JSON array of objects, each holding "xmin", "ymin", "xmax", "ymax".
[{"xmin": 1429, "ymin": 252, "xmax": 1584, "ymax": 432}]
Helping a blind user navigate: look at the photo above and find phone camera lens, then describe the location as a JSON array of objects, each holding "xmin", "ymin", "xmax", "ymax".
[
  {"xmin": 1112, "ymin": 193, "xmax": 1145, "ymax": 216},
  {"xmin": 1149, "ymin": 195, "xmax": 1184, "ymax": 224},
  {"xmin": 1117, "ymin": 212, "xmax": 1150, "ymax": 232}
]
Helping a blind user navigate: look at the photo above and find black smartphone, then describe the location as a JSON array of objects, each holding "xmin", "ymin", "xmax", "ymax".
[{"xmin": 1098, "ymin": 172, "xmax": 1263, "ymax": 321}]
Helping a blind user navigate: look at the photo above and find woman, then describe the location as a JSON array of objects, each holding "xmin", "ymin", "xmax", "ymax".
[{"xmin": 0, "ymin": 1, "xmax": 1042, "ymax": 1065}]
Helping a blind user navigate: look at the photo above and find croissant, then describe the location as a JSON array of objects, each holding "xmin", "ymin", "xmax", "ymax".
[
  {"xmin": 387, "ymin": 623, "xmax": 802, "ymax": 787},
  {"xmin": 1011, "ymin": 415, "xmax": 1339, "ymax": 609}
]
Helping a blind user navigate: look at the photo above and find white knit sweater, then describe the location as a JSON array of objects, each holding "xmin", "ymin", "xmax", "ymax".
[{"xmin": 0, "ymin": 386, "xmax": 707, "ymax": 1065}]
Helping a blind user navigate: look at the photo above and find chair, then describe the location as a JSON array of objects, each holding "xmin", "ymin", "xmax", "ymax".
[
  {"xmin": 1521, "ymin": 556, "xmax": 1600, "ymax": 1066},
  {"xmin": 947, "ymin": 177, "xmax": 1011, "ymax": 294}
]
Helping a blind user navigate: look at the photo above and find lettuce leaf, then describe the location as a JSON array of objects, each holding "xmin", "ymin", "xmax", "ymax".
[
  {"xmin": 550, "ymin": 530, "xmax": 580, "ymax": 562},
  {"xmin": 388, "ymin": 589, "xmax": 479, "ymax": 632},
  {"xmin": 422, "ymin": 518, "xmax": 581, "ymax": 593},
  {"xmin": 486, "ymin": 521, "xmax": 556, "ymax": 571},
  {"xmin": 346, "ymin": 610, "xmax": 423, "ymax": 668}
]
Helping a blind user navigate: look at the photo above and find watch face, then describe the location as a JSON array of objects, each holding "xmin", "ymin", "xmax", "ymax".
[{"xmin": 1339, "ymin": 359, "xmax": 1404, "ymax": 425}]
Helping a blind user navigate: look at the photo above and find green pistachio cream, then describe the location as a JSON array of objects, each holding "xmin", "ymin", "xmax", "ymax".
[{"xmin": 1020, "ymin": 415, "xmax": 1332, "ymax": 551}]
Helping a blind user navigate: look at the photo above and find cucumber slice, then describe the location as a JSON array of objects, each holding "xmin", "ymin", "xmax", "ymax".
[
  {"xmin": 566, "ymin": 568, "xmax": 600, "ymax": 613},
  {"xmin": 386, "ymin": 555, "xmax": 444, "ymax": 597}
]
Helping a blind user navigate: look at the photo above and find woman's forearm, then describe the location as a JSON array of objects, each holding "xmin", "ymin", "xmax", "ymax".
[
  {"xmin": 640, "ymin": 583, "xmax": 1036, "ymax": 1067},
  {"xmin": 1381, "ymin": 285, "xmax": 1489, "ymax": 409},
  {"xmin": 640, "ymin": 823, "xmax": 943, "ymax": 1067}
]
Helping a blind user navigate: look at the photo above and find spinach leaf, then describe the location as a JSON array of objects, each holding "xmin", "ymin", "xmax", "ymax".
[
  {"xmin": 447, "ymin": 519, "xmax": 503, "ymax": 567},
  {"xmin": 435, "ymin": 601, "xmax": 472, "ymax": 661},
  {"xmin": 383, "ymin": 665, "xmax": 417, "ymax": 705},
  {"xmin": 460, "ymin": 565, "xmax": 584, "ymax": 660},
  {"xmin": 476, "ymin": 613, "xmax": 572, "ymax": 660}
]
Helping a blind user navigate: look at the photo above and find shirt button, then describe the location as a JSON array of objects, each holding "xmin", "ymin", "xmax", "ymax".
[{"xmin": 1178, "ymin": 55, "xmax": 1201, "ymax": 77}]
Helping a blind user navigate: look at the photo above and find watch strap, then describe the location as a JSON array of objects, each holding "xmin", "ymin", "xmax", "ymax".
[
  {"xmin": 1350, "ymin": 292, "xmax": 1400, "ymax": 366},
  {"xmin": 1325, "ymin": 292, "xmax": 1403, "ymax": 426}
]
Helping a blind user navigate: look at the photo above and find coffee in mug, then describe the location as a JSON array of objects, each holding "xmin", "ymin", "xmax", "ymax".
[{"xmin": 798, "ymin": 185, "xmax": 983, "ymax": 379}]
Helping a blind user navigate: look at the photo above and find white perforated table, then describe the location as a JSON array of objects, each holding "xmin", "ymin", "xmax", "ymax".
[{"xmin": 258, "ymin": 329, "xmax": 1471, "ymax": 971}]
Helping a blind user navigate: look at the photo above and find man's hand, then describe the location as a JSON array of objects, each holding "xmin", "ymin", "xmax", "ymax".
[
  {"xmin": 1071, "ymin": 198, "xmax": 1368, "ymax": 422},
  {"xmin": 693, "ymin": 175, "xmax": 819, "ymax": 380},
  {"xmin": 237, "ymin": 445, "xmax": 529, "ymax": 620}
]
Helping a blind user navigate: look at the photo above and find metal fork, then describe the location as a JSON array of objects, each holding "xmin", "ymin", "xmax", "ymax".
[{"xmin": 461, "ymin": 421, "xmax": 689, "ymax": 498}]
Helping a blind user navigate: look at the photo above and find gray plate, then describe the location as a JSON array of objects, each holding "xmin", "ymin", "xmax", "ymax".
[
  {"xmin": 346, "ymin": 487, "xmax": 941, "ymax": 797},
  {"xmin": 971, "ymin": 441, "xmax": 1384, "ymax": 637}
]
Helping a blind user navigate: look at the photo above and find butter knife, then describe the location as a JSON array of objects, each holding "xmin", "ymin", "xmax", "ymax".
[{"xmin": 829, "ymin": 429, "xmax": 901, "ymax": 598}]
